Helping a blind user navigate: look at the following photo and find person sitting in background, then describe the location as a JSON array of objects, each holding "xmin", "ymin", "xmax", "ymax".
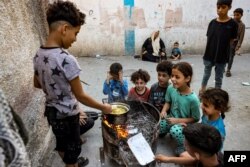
[
  {"xmin": 128, "ymin": 69, "xmax": 151, "ymax": 102},
  {"xmin": 170, "ymin": 41, "xmax": 182, "ymax": 60},
  {"xmin": 141, "ymin": 30, "xmax": 167, "ymax": 62},
  {"xmin": 103, "ymin": 62, "xmax": 128, "ymax": 103}
]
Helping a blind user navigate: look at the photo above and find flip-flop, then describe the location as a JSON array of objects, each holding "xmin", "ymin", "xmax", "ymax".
[
  {"xmin": 85, "ymin": 111, "xmax": 99, "ymax": 121},
  {"xmin": 78, "ymin": 156, "xmax": 89, "ymax": 167}
]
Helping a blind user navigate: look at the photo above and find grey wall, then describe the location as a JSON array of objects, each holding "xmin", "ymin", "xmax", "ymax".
[
  {"xmin": 0, "ymin": 0, "xmax": 52, "ymax": 166},
  {"xmin": 70, "ymin": 0, "xmax": 250, "ymax": 56}
]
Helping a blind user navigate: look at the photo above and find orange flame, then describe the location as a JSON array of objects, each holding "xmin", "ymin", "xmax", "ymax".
[{"xmin": 103, "ymin": 119, "xmax": 128, "ymax": 139}]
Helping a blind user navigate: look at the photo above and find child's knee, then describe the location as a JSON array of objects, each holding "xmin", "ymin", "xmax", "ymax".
[{"xmin": 170, "ymin": 124, "xmax": 183, "ymax": 138}]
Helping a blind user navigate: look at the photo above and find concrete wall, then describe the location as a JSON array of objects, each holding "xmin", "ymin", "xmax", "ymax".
[
  {"xmin": 70, "ymin": 0, "xmax": 250, "ymax": 56},
  {"xmin": 0, "ymin": 0, "xmax": 52, "ymax": 166},
  {"xmin": 0, "ymin": 0, "xmax": 249, "ymax": 166}
]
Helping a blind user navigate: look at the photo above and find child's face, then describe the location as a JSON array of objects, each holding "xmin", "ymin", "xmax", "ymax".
[
  {"xmin": 171, "ymin": 68, "xmax": 190, "ymax": 89},
  {"xmin": 217, "ymin": 4, "xmax": 230, "ymax": 18},
  {"xmin": 157, "ymin": 71, "xmax": 170, "ymax": 87},
  {"xmin": 201, "ymin": 100, "xmax": 220, "ymax": 116},
  {"xmin": 62, "ymin": 24, "xmax": 81, "ymax": 49},
  {"xmin": 233, "ymin": 12, "xmax": 242, "ymax": 22},
  {"xmin": 110, "ymin": 70, "xmax": 122, "ymax": 80},
  {"xmin": 174, "ymin": 44, "xmax": 179, "ymax": 48},
  {"xmin": 134, "ymin": 78, "xmax": 146, "ymax": 91}
]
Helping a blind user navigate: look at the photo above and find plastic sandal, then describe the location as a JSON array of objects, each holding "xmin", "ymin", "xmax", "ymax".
[{"xmin": 78, "ymin": 156, "xmax": 89, "ymax": 167}]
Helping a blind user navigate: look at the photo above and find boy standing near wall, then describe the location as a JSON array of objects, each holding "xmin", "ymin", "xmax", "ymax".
[
  {"xmin": 226, "ymin": 8, "xmax": 245, "ymax": 77},
  {"xmin": 199, "ymin": 0, "xmax": 238, "ymax": 95},
  {"xmin": 33, "ymin": 1, "xmax": 111, "ymax": 167}
]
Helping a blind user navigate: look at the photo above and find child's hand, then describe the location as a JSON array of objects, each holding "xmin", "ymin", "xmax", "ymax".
[
  {"xmin": 155, "ymin": 154, "xmax": 170, "ymax": 163},
  {"xmin": 102, "ymin": 103, "xmax": 112, "ymax": 114},
  {"xmin": 106, "ymin": 71, "xmax": 112, "ymax": 84},
  {"xmin": 160, "ymin": 111, "xmax": 167, "ymax": 118},
  {"xmin": 166, "ymin": 117, "xmax": 179, "ymax": 124},
  {"xmin": 79, "ymin": 110, "xmax": 88, "ymax": 125},
  {"xmin": 118, "ymin": 71, "xmax": 123, "ymax": 83}
]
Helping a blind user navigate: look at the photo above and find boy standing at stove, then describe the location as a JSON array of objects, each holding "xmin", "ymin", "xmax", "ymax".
[
  {"xmin": 148, "ymin": 61, "xmax": 173, "ymax": 113},
  {"xmin": 33, "ymin": 1, "xmax": 111, "ymax": 167}
]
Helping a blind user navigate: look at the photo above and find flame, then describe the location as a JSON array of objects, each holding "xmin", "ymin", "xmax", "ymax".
[
  {"xmin": 116, "ymin": 125, "xmax": 128, "ymax": 139},
  {"xmin": 103, "ymin": 119, "xmax": 128, "ymax": 139}
]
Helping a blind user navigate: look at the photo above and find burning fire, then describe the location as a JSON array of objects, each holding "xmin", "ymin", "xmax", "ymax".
[{"xmin": 103, "ymin": 120, "xmax": 128, "ymax": 139}]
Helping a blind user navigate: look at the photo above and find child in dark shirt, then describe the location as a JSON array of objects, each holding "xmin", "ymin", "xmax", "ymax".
[
  {"xmin": 148, "ymin": 61, "xmax": 173, "ymax": 112},
  {"xmin": 199, "ymin": 0, "xmax": 238, "ymax": 95}
]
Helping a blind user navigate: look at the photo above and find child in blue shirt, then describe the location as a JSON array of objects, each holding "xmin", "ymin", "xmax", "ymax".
[
  {"xmin": 170, "ymin": 42, "xmax": 182, "ymax": 60},
  {"xmin": 200, "ymin": 87, "xmax": 230, "ymax": 147},
  {"xmin": 103, "ymin": 62, "xmax": 128, "ymax": 103}
]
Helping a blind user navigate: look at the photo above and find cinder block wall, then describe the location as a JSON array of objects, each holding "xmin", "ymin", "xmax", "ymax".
[{"xmin": 0, "ymin": 0, "xmax": 53, "ymax": 166}]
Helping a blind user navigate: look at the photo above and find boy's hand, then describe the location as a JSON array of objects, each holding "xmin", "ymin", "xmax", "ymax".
[{"xmin": 102, "ymin": 103, "xmax": 112, "ymax": 114}]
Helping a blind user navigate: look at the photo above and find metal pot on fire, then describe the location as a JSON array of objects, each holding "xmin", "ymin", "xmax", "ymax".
[{"xmin": 104, "ymin": 102, "xmax": 130, "ymax": 125}]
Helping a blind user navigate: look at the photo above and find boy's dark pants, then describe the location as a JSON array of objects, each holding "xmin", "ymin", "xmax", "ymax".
[
  {"xmin": 227, "ymin": 43, "xmax": 237, "ymax": 71},
  {"xmin": 201, "ymin": 60, "xmax": 226, "ymax": 88},
  {"xmin": 45, "ymin": 106, "xmax": 81, "ymax": 164}
]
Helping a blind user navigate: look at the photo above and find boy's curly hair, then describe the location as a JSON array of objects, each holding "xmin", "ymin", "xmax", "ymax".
[
  {"xmin": 201, "ymin": 88, "xmax": 230, "ymax": 119},
  {"xmin": 46, "ymin": 1, "xmax": 85, "ymax": 27},
  {"xmin": 130, "ymin": 69, "xmax": 150, "ymax": 84}
]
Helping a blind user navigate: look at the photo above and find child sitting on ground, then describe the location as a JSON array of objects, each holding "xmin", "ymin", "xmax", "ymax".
[
  {"xmin": 148, "ymin": 61, "xmax": 173, "ymax": 112},
  {"xmin": 170, "ymin": 41, "xmax": 182, "ymax": 60},
  {"xmin": 154, "ymin": 88, "xmax": 229, "ymax": 166},
  {"xmin": 160, "ymin": 62, "xmax": 200, "ymax": 156},
  {"xmin": 128, "ymin": 69, "xmax": 151, "ymax": 102},
  {"xmin": 155, "ymin": 123, "xmax": 224, "ymax": 166},
  {"xmin": 103, "ymin": 62, "xmax": 128, "ymax": 103}
]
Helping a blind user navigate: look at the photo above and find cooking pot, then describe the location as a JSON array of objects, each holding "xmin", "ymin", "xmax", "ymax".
[{"xmin": 104, "ymin": 102, "xmax": 130, "ymax": 125}]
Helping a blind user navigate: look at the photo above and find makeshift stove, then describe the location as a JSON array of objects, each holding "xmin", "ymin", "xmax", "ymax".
[{"xmin": 100, "ymin": 101, "xmax": 160, "ymax": 167}]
